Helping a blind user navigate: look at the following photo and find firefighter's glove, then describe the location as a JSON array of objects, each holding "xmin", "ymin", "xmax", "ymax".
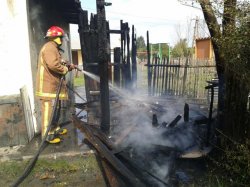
[
  {"xmin": 63, "ymin": 66, "xmax": 69, "ymax": 75},
  {"xmin": 67, "ymin": 63, "xmax": 75, "ymax": 71},
  {"xmin": 61, "ymin": 59, "xmax": 69, "ymax": 65}
]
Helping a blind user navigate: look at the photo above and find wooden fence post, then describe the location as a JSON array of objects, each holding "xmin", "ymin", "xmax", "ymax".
[
  {"xmin": 147, "ymin": 31, "xmax": 152, "ymax": 95},
  {"xmin": 131, "ymin": 25, "xmax": 137, "ymax": 90},
  {"xmin": 114, "ymin": 47, "xmax": 121, "ymax": 87},
  {"xmin": 96, "ymin": 0, "xmax": 110, "ymax": 133}
]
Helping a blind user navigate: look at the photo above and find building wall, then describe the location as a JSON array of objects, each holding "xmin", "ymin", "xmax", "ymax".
[
  {"xmin": 0, "ymin": 1, "xmax": 32, "ymax": 102},
  {"xmin": 0, "ymin": 0, "xmax": 36, "ymax": 141}
]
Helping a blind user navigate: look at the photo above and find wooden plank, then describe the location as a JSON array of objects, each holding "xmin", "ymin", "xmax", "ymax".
[
  {"xmin": 20, "ymin": 86, "xmax": 35, "ymax": 142},
  {"xmin": 0, "ymin": 95, "xmax": 27, "ymax": 146}
]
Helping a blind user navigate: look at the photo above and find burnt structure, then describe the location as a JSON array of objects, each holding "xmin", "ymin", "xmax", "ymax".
[{"xmin": 76, "ymin": 0, "xmax": 137, "ymax": 132}]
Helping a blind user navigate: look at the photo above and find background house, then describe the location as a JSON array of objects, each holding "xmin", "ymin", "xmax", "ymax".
[
  {"xmin": 194, "ymin": 37, "xmax": 214, "ymax": 61},
  {"xmin": 70, "ymin": 28, "xmax": 83, "ymax": 68}
]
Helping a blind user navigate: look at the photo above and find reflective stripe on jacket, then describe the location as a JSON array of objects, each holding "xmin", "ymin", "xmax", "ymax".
[{"xmin": 36, "ymin": 41, "xmax": 68, "ymax": 100}]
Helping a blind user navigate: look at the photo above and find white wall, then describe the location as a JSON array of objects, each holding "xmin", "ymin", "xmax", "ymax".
[{"xmin": 0, "ymin": 0, "xmax": 37, "ymax": 131}]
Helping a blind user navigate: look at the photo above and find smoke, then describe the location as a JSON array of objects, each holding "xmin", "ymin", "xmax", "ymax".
[
  {"xmin": 82, "ymin": 70, "xmax": 207, "ymax": 184},
  {"xmin": 29, "ymin": 4, "xmax": 43, "ymax": 33},
  {"xmin": 109, "ymin": 87, "xmax": 206, "ymax": 184},
  {"xmin": 29, "ymin": 4, "xmax": 42, "ymax": 21}
]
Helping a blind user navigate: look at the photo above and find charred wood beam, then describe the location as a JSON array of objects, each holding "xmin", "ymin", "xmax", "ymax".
[
  {"xmin": 74, "ymin": 100, "xmax": 99, "ymax": 109},
  {"xmin": 97, "ymin": 1, "xmax": 112, "ymax": 8},
  {"xmin": 85, "ymin": 63, "xmax": 99, "ymax": 67},
  {"xmin": 167, "ymin": 115, "xmax": 182, "ymax": 128},
  {"xmin": 98, "ymin": 156, "xmax": 128, "ymax": 187},
  {"xmin": 72, "ymin": 115, "xmax": 144, "ymax": 187},
  {"xmin": 64, "ymin": 18, "xmax": 79, "ymax": 24},
  {"xmin": 152, "ymin": 114, "xmax": 159, "ymax": 127},
  {"xmin": 205, "ymin": 81, "xmax": 216, "ymax": 146},
  {"xmin": 113, "ymin": 47, "xmax": 121, "ymax": 87},
  {"xmin": 131, "ymin": 25, "xmax": 137, "ymax": 89},
  {"xmin": 87, "ymin": 126, "xmax": 129, "ymax": 187},
  {"xmin": 78, "ymin": 29, "xmax": 98, "ymax": 34},
  {"xmin": 147, "ymin": 31, "xmax": 152, "ymax": 95},
  {"xmin": 184, "ymin": 103, "xmax": 189, "ymax": 122},
  {"xmin": 74, "ymin": 116, "xmax": 169, "ymax": 186},
  {"xmin": 62, "ymin": 12, "xmax": 79, "ymax": 16},
  {"xmin": 96, "ymin": 0, "xmax": 110, "ymax": 133},
  {"xmin": 116, "ymin": 151, "xmax": 170, "ymax": 187},
  {"xmin": 108, "ymin": 30, "xmax": 122, "ymax": 34},
  {"xmin": 88, "ymin": 125, "xmax": 115, "ymax": 150}
]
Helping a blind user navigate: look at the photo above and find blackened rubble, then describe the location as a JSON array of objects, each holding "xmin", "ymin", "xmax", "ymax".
[{"xmin": 73, "ymin": 94, "xmax": 216, "ymax": 186}]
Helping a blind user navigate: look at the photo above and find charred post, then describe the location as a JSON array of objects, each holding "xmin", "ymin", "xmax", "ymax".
[
  {"xmin": 96, "ymin": 0, "xmax": 110, "ymax": 133},
  {"xmin": 114, "ymin": 47, "xmax": 121, "ymax": 87},
  {"xmin": 147, "ymin": 31, "xmax": 152, "ymax": 95},
  {"xmin": 205, "ymin": 81, "xmax": 217, "ymax": 145},
  {"xmin": 125, "ymin": 23, "xmax": 131, "ymax": 89},
  {"xmin": 184, "ymin": 103, "xmax": 189, "ymax": 122},
  {"xmin": 131, "ymin": 25, "xmax": 137, "ymax": 90},
  {"xmin": 152, "ymin": 114, "xmax": 159, "ymax": 127},
  {"xmin": 168, "ymin": 115, "xmax": 182, "ymax": 128}
]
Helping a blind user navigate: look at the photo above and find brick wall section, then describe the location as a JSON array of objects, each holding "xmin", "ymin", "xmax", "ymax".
[{"xmin": 0, "ymin": 95, "xmax": 28, "ymax": 147}]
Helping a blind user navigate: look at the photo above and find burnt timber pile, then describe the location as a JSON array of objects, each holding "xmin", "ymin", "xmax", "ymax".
[
  {"xmin": 73, "ymin": 92, "xmax": 216, "ymax": 186},
  {"xmin": 73, "ymin": 0, "xmax": 217, "ymax": 186}
]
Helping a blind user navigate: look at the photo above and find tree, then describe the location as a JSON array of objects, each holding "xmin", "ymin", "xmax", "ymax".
[
  {"xmin": 171, "ymin": 38, "xmax": 192, "ymax": 58},
  {"xmin": 183, "ymin": 0, "xmax": 250, "ymax": 142},
  {"xmin": 136, "ymin": 36, "xmax": 146, "ymax": 49},
  {"xmin": 136, "ymin": 36, "xmax": 147, "ymax": 61},
  {"xmin": 221, "ymin": 2, "xmax": 250, "ymax": 141}
]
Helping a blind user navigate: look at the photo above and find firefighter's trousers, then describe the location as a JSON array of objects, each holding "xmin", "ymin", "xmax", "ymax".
[{"xmin": 40, "ymin": 99, "xmax": 61, "ymax": 138}]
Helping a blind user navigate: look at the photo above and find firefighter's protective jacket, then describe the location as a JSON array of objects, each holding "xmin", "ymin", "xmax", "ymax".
[{"xmin": 36, "ymin": 41, "xmax": 68, "ymax": 100}]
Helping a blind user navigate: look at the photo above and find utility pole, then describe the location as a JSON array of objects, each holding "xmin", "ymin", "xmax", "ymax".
[
  {"xmin": 192, "ymin": 16, "xmax": 199, "ymax": 49},
  {"xmin": 191, "ymin": 16, "xmax": 199, "ymax": 59}
]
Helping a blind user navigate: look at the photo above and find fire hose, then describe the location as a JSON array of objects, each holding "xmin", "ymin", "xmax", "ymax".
[{"xmin": 11, "ymin": 76, "xmax": 64, "ymax": 187}]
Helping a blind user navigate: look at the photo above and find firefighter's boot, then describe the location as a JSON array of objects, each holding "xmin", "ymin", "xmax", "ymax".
[
  {"xmin": 55, "ymin": 126, "xmax": 68, "ymax": 135},
  {"xmin": 46, "ymin": 134, "xmax": 61, "ymax": 144}
]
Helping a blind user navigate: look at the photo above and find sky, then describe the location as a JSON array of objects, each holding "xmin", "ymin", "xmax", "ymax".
[{"xmin": 70, "ymin": 0, "xmax": 205, "ymax": 48}]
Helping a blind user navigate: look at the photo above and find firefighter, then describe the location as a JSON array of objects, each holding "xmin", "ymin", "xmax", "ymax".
[{"xmin": 36, "ymin": 26, "xmax": 75, "ymax": 144}]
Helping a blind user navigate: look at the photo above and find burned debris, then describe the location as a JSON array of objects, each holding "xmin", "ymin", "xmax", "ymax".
[
  {"xmin": 73, "ymin": 3, "xmax": 217, "ymax": 180},
  {"xmin": 74, "ymin": 92, "xmax": 216, "ymax": 186}
]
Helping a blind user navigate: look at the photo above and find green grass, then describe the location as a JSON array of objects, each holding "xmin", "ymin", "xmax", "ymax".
[
  {"xmin": 0, "ymin": 154, "xmax": 104, "ymax": 186},
  {"xmin": 74, "ymin": 74, "xmax": 85, "ymax": 87}
]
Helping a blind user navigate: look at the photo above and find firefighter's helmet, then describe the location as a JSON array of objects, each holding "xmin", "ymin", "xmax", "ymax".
[{"xmin": 45, "ymin": 26, "xmax": 65, "ymax": 38}]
